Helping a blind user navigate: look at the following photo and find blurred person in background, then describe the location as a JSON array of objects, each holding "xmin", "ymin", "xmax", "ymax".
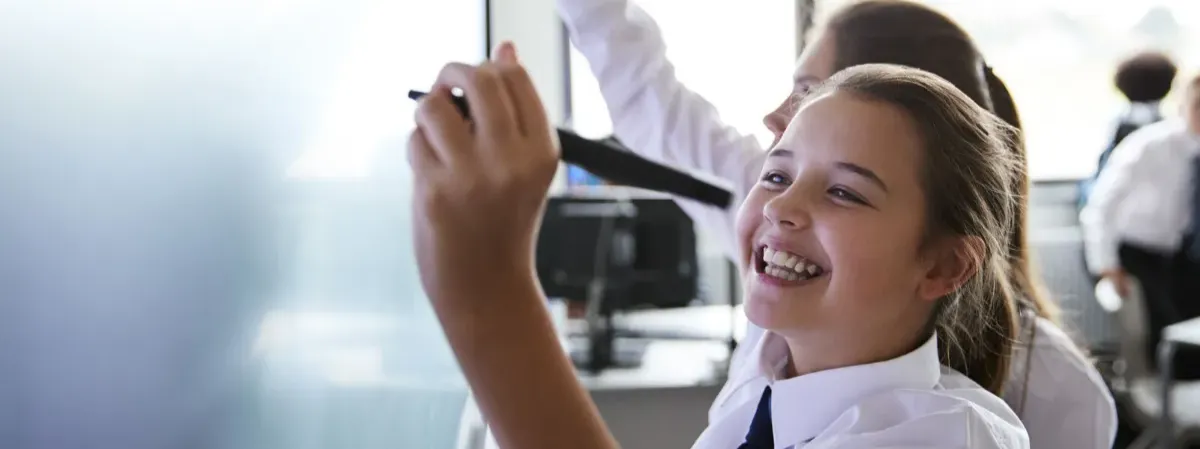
[
  {"xmin": 1081, "ymin": 74, "xmax": 1200, "ymax": 380},
  {"xmin": 1080, "ymin": 51, "xmax": 1178, "ymax": 209},
  {"xmin": 558, "ymin": 0, "xmax": 1115, "ymax": 446}
]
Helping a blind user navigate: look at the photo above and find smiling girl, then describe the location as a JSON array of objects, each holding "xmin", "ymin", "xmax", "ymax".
[
  {"xmin": 560, "ymin": 1, "xmax": 1115, "ymax": 446},
  {"xmin": 410, "ymin": 45, "xmax": 1029, "ymax": 447}
]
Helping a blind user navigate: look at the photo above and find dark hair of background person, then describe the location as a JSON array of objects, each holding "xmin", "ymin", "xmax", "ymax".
[
  {"xmin": 823, "ymin": 0, "xmax": 1060, "ymax": 333},
  {"xmin": 804, "ymin": 64, "xmax": 1023, "ymax": 394},
  {"xmin": 1115, "ymin": 51, "xmax": 1178, "ymax": 103},
  {"xmin": 1085, "ymin": 52, "xmax": 1177, "ymax": 204}
]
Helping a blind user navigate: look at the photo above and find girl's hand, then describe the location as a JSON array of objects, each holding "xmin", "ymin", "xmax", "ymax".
[
  {"xmin": 408, "ymin": 43, "xmax": 558, "ymax": 301},
  {"xmin": 409, "ymin": 45, "xmax": 621, "ymax": 449}
]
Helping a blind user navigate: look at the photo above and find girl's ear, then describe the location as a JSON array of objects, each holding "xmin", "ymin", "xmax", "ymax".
[{"xmin": 917, "ymin": 235, "xmax": 983, "ymax": 302}]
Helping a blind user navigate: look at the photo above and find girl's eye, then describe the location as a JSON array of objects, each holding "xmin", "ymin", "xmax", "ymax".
[
  {"xmin": 828, "ymin": 186, "xmax": 867, "ymax": 205},
  {"xmin": 760, "ymin": 171, "xmax": 790, "ymax": 186},
  {"xmin": 796, "ymin": 83, "xmax": 814, "ymax": 98}
]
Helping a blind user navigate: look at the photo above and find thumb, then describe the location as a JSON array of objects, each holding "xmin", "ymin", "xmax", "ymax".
[{"xmin": 491, "ymin": 41, "xmax": 518, "ymax": 64}]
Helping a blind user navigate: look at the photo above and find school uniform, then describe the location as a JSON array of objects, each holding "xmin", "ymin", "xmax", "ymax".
[
  {"xmin": 558, "ymin": 0, "xmax": 1118, "ymax": 446},
  {"xmin": 1080, "ymin": 119, "xmax": 1200, "ymax": 378},
  {"xmin": 1080, "ymin": 102, "xmax": 1163, "ymax": 209},
  {"xmin": 696, "ymin": 331, "xmax": 1028, "ymax": 448},
  {"xmin": 715, "ymin": 314, "xmax": 1115, "ymax": 449}
]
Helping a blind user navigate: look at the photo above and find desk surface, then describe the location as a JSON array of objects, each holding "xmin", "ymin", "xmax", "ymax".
[
  {"xmin": 576, "ymin": 339, "xmax": 730, "ymax": 390},
  {"xmin": 1164, "ymin": 316, "xmax": 1200, "ymax": 347},
  {"xmin": 571, "ymin": 305, "xmax": 745, "ymax": 391},
  {"xmin": 567, "ymin": 304, "xmax": 748, "ymax": 342}
]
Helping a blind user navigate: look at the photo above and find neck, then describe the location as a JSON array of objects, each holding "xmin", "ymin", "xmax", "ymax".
[
  {"xmin": 1186, "ymin": 119, "xmax": 1200, "ymax": 137},
  {"xmin": 779, "ymin": 325, "xmax": 927, "ymax": 379},
  {"xmin": 1126, "ymin": 102, "xmax": 1161, "ymax": 123}
]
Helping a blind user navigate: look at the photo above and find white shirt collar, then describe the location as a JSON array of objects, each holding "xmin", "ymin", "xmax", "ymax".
[
  {"xmin": 1125, "ymin": 102, "xmax": 1161, "ymax": 124},
  {"xmin": 747, "ymin": 331, "xmax": 943, "ymax": 445}
]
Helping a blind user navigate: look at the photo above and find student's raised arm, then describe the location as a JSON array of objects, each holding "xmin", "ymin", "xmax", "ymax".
[
  {"xmin": 558, "ymin": 0, "xmax": 768, "ymax": 257},
  {"xmin": 409, "ymin": 51, "xmax": 618, "ymax": 449}
]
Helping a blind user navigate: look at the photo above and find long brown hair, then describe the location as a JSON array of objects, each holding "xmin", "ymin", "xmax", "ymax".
[
  {"xmin": 824, "ymin": 0, "xmax": 1061, "ymax": 326},
  {"xmin": 802, "ymin": 64, "xmax": 1022, "ymax": 393}
]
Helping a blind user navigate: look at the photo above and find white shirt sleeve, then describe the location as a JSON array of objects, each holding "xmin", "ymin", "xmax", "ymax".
[
  {"xmin": 557, "ymin": 0, "xmax": 768, "ymax": 259},
  {"xmin": 1080, "ymin": 128, "xmax": 1155, "ymax": 274}
]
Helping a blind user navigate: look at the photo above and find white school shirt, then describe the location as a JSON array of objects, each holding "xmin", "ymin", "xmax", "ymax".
[
  {"xmin": 714, "ymin": 318, "xmax": 1114, "ymax": 449},
  {"xmin": 695, "ymin": 331, "xmax": 1028, "ymax": 449},
  {"xmin": 558, "ymin": 0, "xmax": 1118, "ymax": 447},
  {"xmin": 1080, "ymin": 119, "xmax": 1200, "ymax": 274}
]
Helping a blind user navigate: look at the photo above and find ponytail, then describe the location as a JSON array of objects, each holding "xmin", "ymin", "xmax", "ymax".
[
  {"xmin": 983, "ymin": 66, "xmax": 1020, "ymax": 129},
  {"xmin": 937, "ymin": 260, "xmax": 1019, "ymax": 394},
  {"xmin": 982, "ymin": 66, "xmax": 1063, "ymax": 326}
]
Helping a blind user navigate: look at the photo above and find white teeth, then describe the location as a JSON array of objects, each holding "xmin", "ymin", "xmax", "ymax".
[
  {"xmin": 762, "ymin": 246, "xmax": 825, "ymax": 279},
  {"xmin": 765, "ymin": 265, "xmax": 803, "ymax": 281},
  {"xmin": 784, "ymin": 255, "xmax": 798, "ymax": 269},
  {"xmin": 771, "ymin": 251, "xmax": 789, "ymax": 265}
]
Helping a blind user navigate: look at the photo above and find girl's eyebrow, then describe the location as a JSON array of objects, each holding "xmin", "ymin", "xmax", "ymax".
[
  {"xmin": 834, "ymin": 162, "xmax": 889, "ymax": 193},
  {"xmin": 794, "ymin": 74, "xmax": 821, "ymax": 85},
  {"xmin": 767, "ymin": 148, "xmax": 793, "ymax": 158},
  {"xmin": 767, "ymin": 149, "xmax": 889, "ymax": 193}
]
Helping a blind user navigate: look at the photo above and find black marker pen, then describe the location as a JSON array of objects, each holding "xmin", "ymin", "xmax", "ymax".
[
  {"xmin": 408, "ymin": 89, "xmax": 733, "ymax": 209},
  {"xmin": 408, "ymin": 90, "xmax": 471, "ymax": 117}
]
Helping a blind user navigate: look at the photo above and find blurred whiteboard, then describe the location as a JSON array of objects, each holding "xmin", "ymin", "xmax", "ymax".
[{"xmin": 0, "ymin": 0, "xmax": 484, "ymax": 448}]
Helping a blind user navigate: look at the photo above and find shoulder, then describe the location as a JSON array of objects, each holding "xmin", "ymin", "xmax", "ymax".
[
  {"xmin": 810, "ymin": 373, "xmax": 1027, "ymax": 449},
  {"xmin": 1005, "ymin": 319, "xmax": 1117, "ymax": 446},
  {"xmin": 1101, "ymin": 119, "xmax": 1185, "ymax": 173},
  {"xmin": 1018, "ymin": 318, "xmax": 1115, "ymax": 408},
  {"xmin": 1026, "ymin": 319, "xmax": 1108, "ymax": 390},
  {"xmin": 1119, "ymin": 119, "xmax": 1184, "ymax": 152}
]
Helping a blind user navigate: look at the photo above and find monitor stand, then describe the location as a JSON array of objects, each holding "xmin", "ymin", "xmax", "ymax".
[
  {"xmin": 569, "ymin": 336, "xmax": 649, "ymax": 372},
  {"xmin": 572, "ymin": 278, "xmax": 647, "ymax": 374}
]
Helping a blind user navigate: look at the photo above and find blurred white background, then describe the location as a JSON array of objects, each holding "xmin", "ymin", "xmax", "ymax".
[
  {"xmin": 0, "ymin": 0, "xmax": 483, "ymax": 447},
  {"xmin": 569, "ymin": 0, "xmax": 1200, "ymax": 180}
]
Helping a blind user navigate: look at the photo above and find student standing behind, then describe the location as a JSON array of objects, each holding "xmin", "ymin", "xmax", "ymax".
[
  {"xmin": 410, "ymin": 53, "xmax": 1028, "ymax": 448},
  {"xmin": 1080, "ymin": 51, "xmax": 1178, "ymax": 208},
  {"xmin": 1081, "ymin": 74, "xmax": 1200, "ymax": 379},
  {"xmin": 559, "ymin": 0, "xmax": 1116, "ymax": 446}
]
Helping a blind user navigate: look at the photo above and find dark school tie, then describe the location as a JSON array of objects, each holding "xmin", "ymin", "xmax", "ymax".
[{"xmin": 738, "ymin": 386, "xmax": 773, "ymax": 449}]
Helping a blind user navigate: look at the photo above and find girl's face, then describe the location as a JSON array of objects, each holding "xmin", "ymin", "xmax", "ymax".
[
  {"xmin": 736, "ymin": 90, "xmax": 945, "ymax": 348},
  {"xmin": 763, "ymin": 31, "xmax": 838, "ymax": 148}
]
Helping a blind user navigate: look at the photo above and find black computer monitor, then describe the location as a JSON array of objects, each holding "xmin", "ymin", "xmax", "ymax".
[
  {"xmin": 535, "ymin": 191, "xmax": 698, "ymax": 312},
  {"xmin": 536, "ymin": 190, "xmax": 699, "ymax": 373}
]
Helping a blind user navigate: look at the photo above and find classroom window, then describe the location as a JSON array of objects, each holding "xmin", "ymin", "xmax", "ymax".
[{"xmin": 817, "ymin": 0, "xmax": 1200, "ymax": 180}]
